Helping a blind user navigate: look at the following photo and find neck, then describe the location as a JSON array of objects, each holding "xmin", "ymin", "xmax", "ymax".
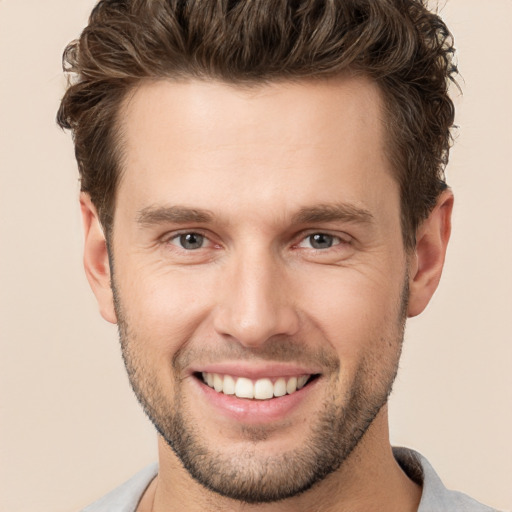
[{"xmin": 139, "ymin": 406, "xmax": 421, "ymax": 512}]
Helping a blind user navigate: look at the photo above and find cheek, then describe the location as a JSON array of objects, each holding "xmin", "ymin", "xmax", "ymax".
[
  {"xmin": 114, "ymin": 263, "xmax": 219, "ymax": 352},
  {"xmin": 295, "ymin": 266, "xmax": 405, "ymax": 357}
]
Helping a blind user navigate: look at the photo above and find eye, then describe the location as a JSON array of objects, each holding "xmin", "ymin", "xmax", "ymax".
[
  {"xmin": 170, "ymin": 232, "xmax": 206, "ymax": 250},
  {"xmin": 298, "ymin": 233, "xmax": 343, "ymax": 250}
]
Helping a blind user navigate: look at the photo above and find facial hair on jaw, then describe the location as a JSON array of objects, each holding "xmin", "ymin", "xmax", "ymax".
[{"xmin": 111, "ymin": 274, "xmax": 409, "ymax": 504}]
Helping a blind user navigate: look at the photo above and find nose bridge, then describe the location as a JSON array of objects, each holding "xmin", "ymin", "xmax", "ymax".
[{"xmin": 213, "ymin": 243, "xmax": 299, "ymax": 346}]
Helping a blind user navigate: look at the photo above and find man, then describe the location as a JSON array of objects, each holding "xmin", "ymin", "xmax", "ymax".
[{"xmin": 57, "ymin": 1, "xmax": 498, "ymax": 511}]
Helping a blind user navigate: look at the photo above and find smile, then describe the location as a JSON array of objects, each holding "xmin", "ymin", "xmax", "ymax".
[{"xmin": 200, "ymin": 372, "xmax": 316, "ymax": 400}]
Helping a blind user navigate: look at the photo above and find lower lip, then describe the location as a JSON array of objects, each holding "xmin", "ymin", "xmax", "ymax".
[{"xmin": 193, "ymin": 377, "xmax": 319, "ymax": 424}]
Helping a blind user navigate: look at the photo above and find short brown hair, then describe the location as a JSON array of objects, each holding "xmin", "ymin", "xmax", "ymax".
[{"xmin": 57, "ymin": 0, "xmax": 457, "ymax": 248}]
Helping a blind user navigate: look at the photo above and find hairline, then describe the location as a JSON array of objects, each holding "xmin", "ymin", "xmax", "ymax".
[{"xmin": 104, "ymin": 72, "xmax": 426, "ymax": 251}]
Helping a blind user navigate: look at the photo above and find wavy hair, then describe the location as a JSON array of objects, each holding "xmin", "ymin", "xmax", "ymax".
[{"xmin": 57, "ymin": 0, "xmax": 458, "ymax": 247}]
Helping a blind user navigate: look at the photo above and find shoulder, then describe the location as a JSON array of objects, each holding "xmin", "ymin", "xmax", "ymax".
[
  {"xmin": 81, "ymin": 463, "xmax": 158, "ymax": 512},
  {"xmin": 393, "ymin": 447, "xmax": 502, "ymax": 512}
]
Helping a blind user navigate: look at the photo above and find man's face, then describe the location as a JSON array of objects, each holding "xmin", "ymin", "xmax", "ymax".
[{"xmin": 109, "ymin": 77, "xmax": 409, "ymax": 502}]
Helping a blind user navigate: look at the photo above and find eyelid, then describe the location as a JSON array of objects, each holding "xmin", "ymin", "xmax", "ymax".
[
  {"xmin": 159, "ymin": 228, "xmax": 352, "ymax": 252},
  {"xmin": 297, "ymin": 235, "xmax": 339, "ymax": 250},
  {"xmin": 162, "ymin": 229, "xmax": 216, "ymax": 248},
  {"xmin": 294, "ymin": 230, "xmax": 352, "ymax": 248}
]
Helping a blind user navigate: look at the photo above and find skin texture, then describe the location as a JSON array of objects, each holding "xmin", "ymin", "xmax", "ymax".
[{"xmin": 81, "ymin": 76, "xmax": 453, "ymax": 511}]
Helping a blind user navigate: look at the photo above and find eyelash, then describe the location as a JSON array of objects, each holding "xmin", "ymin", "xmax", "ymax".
[
  {"xmin": 166, "ymin": 231, "xmax": 214, "ymax": 251},
  {"xmin": 295, "ymin": 233, "xmax": 348, "ymax": 250},
  {"xmin": 164, "ymin": 230, "xmax": 351, "ymax": 252}
]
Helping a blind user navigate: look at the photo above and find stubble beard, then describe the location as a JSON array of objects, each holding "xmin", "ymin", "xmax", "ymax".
[{"xmin": 112, "ymin": 278, "xmax": 408, "ymax": 504}]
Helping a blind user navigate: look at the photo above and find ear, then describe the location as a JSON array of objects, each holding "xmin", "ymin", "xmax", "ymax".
[
  {"xmin": 407, "ymin": 189, "xmax": 454, "ymax": 318},
  {"xmin": 80, "ymin": 193, "xmax": 117, "ymax": 324}
]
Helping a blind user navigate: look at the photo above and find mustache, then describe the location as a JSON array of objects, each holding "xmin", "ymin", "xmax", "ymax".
[{"xmin": 172, "ymin": 336, "xmax": 340, "ymax": 373}]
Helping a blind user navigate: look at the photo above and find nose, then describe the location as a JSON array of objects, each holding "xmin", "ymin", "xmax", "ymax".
[{"xmin": 212, "ymin": 250, "xmax": 300, "ymax": 348}]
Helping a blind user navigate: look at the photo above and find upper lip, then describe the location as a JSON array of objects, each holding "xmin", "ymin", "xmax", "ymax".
[{"xmin": 190, "ymin": 362, "xmax": 322, "ymax": 380}]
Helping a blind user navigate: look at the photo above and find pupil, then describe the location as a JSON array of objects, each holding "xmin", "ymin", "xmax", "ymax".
[
  {"xmin": 180, "ymin": 233, "xmax": 203, "ymax": 250},
  {"xmin": 311, "ymin": 233, "xmax": 333, "ymax": 249}
]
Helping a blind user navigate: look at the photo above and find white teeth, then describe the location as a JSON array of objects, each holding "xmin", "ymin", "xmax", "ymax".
[
  {"xmin": 201, "ymin": 373, "xmax": 312, "ymax": 400},
  {"xmin": 223, "ymin": 375, "xmax": 236, "ymax": 395},
  {"xmin": 286, "ymin": 377, "xmax": 298, "ymax": 394},
  {"xmin": 235, "ymin": 377, "xmax": 254, "ymax": 399},
  {"xmin": 273, "ymin": 378, "xmax": 287, "ymax": 397},
  {"xmin": 254, "ymin": 378, "xmax": 274, "ymax": 400},
  {"xmin": 297, "ymin": 376, "xmax": 308, "ymax": 389},
  {"xmin": 213, "ymin": 373, "xmax": 223, "ymax": 392}
]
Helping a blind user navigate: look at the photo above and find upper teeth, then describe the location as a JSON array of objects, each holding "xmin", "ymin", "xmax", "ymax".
[{"xmin": 202, "ymin": 373, "xmax": 310, "ymax": 400}]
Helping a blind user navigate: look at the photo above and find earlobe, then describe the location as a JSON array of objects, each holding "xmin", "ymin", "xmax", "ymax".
[
  {"xmin": 80, "ymin": 193, "xmax": 117, "ymax": 324},
  {"xmin": 407, "ymin": 190, "xmax": 454, "ymax": 318}
]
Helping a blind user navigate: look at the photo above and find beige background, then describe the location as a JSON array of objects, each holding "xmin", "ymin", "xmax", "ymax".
[{"xmin": 1, "ymin": 1, "xmax": 511, "ymax": 511}]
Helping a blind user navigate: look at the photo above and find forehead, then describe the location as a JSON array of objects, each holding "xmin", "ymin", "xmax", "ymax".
[
  {"xmin": 116, "ymin": 76, "xmax": 398, "ymax": 224},
  {"xmin": 120, "ymin": 76, "xmax": 385, "ymax": 159}
]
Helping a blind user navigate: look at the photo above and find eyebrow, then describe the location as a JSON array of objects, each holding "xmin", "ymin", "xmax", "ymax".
[
  {"xmin": 291, "ymin": 203, "xmax": 374, "ymax": 225},
  {"xmin": 136, "ymin": 202, "xmax": 374, "ymax": 227},
  {"xmin": 137, "ymin": 205, "xmax": 214, "ymax": 225}
]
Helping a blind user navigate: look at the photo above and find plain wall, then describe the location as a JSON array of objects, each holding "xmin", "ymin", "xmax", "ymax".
[{"xmin": 0, "ymin": 1, "xmax": 510, "ymax": 511}]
